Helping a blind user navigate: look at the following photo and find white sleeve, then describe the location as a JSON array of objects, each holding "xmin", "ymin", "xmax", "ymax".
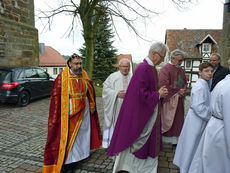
[
  {"xmin": 223, "ymin": 90, "xmax": 230, "ymax": 158},
  {"xmin": 190, "ymin": 85, "xmax": 211, "ymax": 121},
  {"xmin": 102, "ymin": 75, "xmax": 118, "ymax": 129}
]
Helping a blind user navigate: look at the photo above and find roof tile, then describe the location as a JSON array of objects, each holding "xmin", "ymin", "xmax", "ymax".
[{"xmin": 39, "ymin": 46, "xmax": 66, "ymax": 66}]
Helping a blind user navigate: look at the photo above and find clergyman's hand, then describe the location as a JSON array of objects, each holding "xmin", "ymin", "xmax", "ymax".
[
  {"xmin": 117, "ymin": 90, "xmax": 126, "ymax": 98},
  {"xmin": 159, "ymin": 86, "xmax": 168, "ymax": 98},
  {"xmin": 178, "ymin": 88, "xmax": 186, "ymax": 97}
]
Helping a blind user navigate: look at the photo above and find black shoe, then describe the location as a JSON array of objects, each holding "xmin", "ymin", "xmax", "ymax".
[
  {"xmin": 66, "ymin": 169, "xmax": 75, "ymax": 173},
  {"xmin": 63, "ymin": 163, "xmax": 76, "ymax": 173}
]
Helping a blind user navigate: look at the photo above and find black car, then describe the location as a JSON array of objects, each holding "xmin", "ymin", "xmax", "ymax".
[{"xmin": 0, "ymin": 66, "xmax": 54, "ymax": 106}]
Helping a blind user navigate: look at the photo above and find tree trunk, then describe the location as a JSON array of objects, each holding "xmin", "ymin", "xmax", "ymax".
[
  {"xmin": 79, "ymin": 0, "xmax": 99, "ymax": 79},
  {"xmin": 84, "ymin": 33, "xmax": 95, "ymax": 78}
]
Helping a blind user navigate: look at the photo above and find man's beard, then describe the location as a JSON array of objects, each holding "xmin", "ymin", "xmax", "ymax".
[{"xmin": 71, "ymin": 67, "xmax": 82, "ymax": 75}]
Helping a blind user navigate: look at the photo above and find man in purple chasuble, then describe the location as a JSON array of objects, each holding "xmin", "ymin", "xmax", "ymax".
[
  {"xmin": 107, "ymin": 42, "xmax": 169, "ymax": 173},
  {"xmin": 158, "ymin": 49, "xmax": 187, "ymax": 145}
]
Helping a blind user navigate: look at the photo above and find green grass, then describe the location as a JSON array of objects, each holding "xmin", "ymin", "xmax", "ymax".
[{"xmin": 94, "ymin": 86, "xmax": 103, "ymax": 97}]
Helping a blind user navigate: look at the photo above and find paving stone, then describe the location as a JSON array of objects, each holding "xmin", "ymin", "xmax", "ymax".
[
  {"xmin": 81, "ymin": 170, "xmax": 88, "ymax": 173},
  {"xmin": 0, "ymin": 96, "xmax": 190, "ymax": 172},
  {"xmin": 158, "ymin": 167, "xmax": 170, "ymax": 173},
  {"xmin": 8, "ymin": 168, "xmax": 25, "ymax": 173},
  {"xmin": 26, "ymin": 165, "xmax": 40, "ymax": 171},
  {"xmin": 18, "ymin": 163, "xmax": 31, "ymax": 169},
  {"xmin": 35, "ymin": 167, "xmax": 43, "ymax": 173},
  {"xmin": 170, "ymin": 169, "xmax": 180, "ymax": 173}
]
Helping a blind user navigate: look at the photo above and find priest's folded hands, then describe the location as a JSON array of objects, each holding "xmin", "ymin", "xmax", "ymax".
[
  {"xmin": 159, "ymin": 86, "xmax": 168, "ymax": 98},
  {"xmin": 117, "ymin": 90, "xmax": 126, "ymax": 98}
]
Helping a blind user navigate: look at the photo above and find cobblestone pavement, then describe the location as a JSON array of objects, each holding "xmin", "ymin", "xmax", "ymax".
[{"xmin": 0, "ymin": 96, "xmax": 190, "ymax": 173}]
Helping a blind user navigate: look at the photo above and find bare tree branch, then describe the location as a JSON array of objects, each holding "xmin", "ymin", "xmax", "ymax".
[{"xmin": 35, "ymin": 0, "xmax": 197, "ymax": 77}]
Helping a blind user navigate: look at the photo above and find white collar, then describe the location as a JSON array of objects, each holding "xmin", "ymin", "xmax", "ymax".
[
  {"xmin": 145, "ymin": 57, "xmax": 154, "ymax": 67},
  {"xmin": 169, "ymin": 60, "xmax": 180, "ymax": 68}
]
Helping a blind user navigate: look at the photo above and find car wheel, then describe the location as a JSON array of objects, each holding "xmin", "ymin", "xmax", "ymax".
[{"xmin": 17, "ymin": 90, "xmax": 30, "ymax": 106}]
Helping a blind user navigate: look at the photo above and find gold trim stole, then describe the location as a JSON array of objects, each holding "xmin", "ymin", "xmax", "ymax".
[
  {"xmin": 55, "ymin": 66, "xmax": 69, "ymax": 172},
  {"xmin": 65, "ymin": 71, "xmax": 87, "ymax": 161},
  {"xmin": 56, "ymin": 66, "xmax": 87, "ymax": 172},
  {"xmin": 42, "ymin": 67, "xmax": 96, "ymax": 173}
]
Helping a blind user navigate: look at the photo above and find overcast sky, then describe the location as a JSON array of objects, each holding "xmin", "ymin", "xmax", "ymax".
[{"xmin": 34, "ymin": 0, "xmax": 225, "ymax": 62}]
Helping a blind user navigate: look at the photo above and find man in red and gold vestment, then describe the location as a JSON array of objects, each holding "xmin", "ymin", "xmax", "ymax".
[{"xmin": 42, "ymin": 54, "xmax": 102, "ymax": 173}]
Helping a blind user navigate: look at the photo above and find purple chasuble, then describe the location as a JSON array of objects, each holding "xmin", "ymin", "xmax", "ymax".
[{"xmin": 107, "ymin": 59, "xmax": 162, "ymax": 159}]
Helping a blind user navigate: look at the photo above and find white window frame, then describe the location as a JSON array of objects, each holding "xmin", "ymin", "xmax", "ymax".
[
  {"xmin": 185, "ymin": 60, "xmax": 192, "ymax": 69},
  {"xmin": 53, "ymin": 68, "xmax": 58, "ymax": 75},
  {"xmin": 202, "ymin": 43, "xmax": 212, "ymax": 58},
  {"xmin": 59, "ymin": 68, "xmax": 63, "ymax": 73},
  {"xmin": 202, "ymin": 43, "xmax": 211, "ymax": 52}
]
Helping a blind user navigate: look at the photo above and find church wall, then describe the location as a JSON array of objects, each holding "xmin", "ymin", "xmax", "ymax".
[
  {"xmin": 0, "ymin": 0, "xmax": 38, "ymax": 66},
  {"xmin": 221, "ymin": 1, "xmax": 230, "ymax": 66}
]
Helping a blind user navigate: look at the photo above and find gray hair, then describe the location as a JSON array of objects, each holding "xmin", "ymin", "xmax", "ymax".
[
  {"xmin": 119, "ymin": 58, "xmax": 131, "ymax": 66},
  {"xmin": 170, "ymin": 49, "xmax": 186, "ymax": 60},
  {"xmin": 148, "ymin": 42, "xmax": 169, "ymax": 56},
  {"xmin": 210, "ymin": 53, "xmax": 221, "ymax": 59}
]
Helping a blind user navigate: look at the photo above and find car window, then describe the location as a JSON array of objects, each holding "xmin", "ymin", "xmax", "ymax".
[
  {"xmin": 18, "ymin": 70, "xmax": 25, "ymax": 80},
  {"xmin": 0, "ymin": 70, "xmax": 11, "ymax": 82},
  {"xmin": 36, "ymin": 68, "xmax": 49, "ymax": 78},
  {"xmin": 25, "ymin": 69, "xmax": 39, "ymax": 78}
]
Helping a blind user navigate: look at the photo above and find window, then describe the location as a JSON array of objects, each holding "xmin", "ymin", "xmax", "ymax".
[
  {"xmin": 202, "ymin": 43, "xmax": 211, "ymax": 57},
  {"xmin": 59, "ymin": 68, "xmax": 63, "ymax": 73},
  {"xmin": 37, "ymin": 68, "xmax": 48, "ymax": 78},
  {"xmin": 53, "ymin": 68, "xmax": 57, "ymax": 75},
  {"xmin": 25, "ymin": 69, "xmax": 38, "ymax": 78},
  {"xmin": 43, "ymin": 68, "xmax": 48, "ymax": 72},
  {"xmin": 186, "ymin": 60, "xmax": 191, "ymax": 68},
  {"xmin": 18, "ymin": 70, "xmax": 25, "ymax": 80},
  {"xmin": 0, "ymin": 70, "xmax": 10, "ymax": 81},
  {"xmin": 202, "ymin": 43, "xmax": 211, "ymax": 52}
]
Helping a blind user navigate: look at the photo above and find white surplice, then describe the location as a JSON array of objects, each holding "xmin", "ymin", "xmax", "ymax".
[
  {"xmin": 189, "ymin": 74, "xmax": 230, "ymax": 173},
  {"xmin": 65, "ymin": 80, "xmax": 91, "ymax": 164},
  {"xmin": 173, "ymin": 78, "xmax": 211, "ymax": 173},
  {"xmin": 102, "ymin": 71, "xmax": 132, "ymax": 148}
]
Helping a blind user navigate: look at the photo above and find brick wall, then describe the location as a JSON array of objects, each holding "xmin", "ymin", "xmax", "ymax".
[
  {"xmin": 158, "ymin": 143, "xmax": 179, "ymax": 173},
  {"xmin": 0, "ymin": 0, "xmax": 39, "ymax": 67}
]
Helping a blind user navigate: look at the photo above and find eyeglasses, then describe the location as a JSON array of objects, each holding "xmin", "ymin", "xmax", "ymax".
[
  {"xmin": 175, "ymin": 58, "xmax": 183, "ymax": 62},
  {"xmin": 120, "ymin": 66, "xmax": 129, "ymax": 68},
  {"xmin": 72, "ymin": 62, "xmax": 82, "ymax": 65},
  {"xmin": 155, "ymin": 52, "xmax": 165, "ymax": 59}
]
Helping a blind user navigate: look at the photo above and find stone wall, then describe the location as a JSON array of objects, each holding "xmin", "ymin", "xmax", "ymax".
[
  {"xmin": 0, "ymin": 0, "xmax": 38, "ymax": 67},
  {"xmin": 221, "ymin": 1, "xmax": 230, "ymax": 66}
]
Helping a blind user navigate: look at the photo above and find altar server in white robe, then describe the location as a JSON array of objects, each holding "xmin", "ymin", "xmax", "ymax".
[
  {"xmin": 173, "ymin": 62, "xmax": 214, "ymax": 173},
  {"xmin": 102, "ymin": 58, "xmax": 132, "ymax": 148},
  {"xmin": 188, "ymin": 58, "xmax": 230, "ymax": 173}
]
